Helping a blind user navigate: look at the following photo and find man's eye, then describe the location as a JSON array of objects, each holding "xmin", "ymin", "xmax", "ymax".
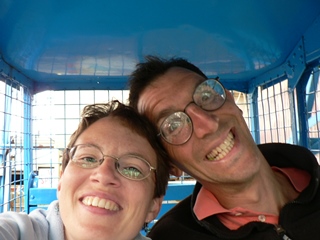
[
  {"xmin": 196, "ymin": 89, "xmax": 224, "ymax": 108},
  {"xmin": 168, "ymin": 120, "xmax": 183, "ymax": 134},
  {"xmin": 162, "ymin": 113, "xmax": 187, "ymax": 135},
  {"xmin": 200, "ymin": 91, "xmax": 214, "ymax": 102},
  {"xmin": 200, "ymin": 88, "xmax": 220, "ymax": 102}
]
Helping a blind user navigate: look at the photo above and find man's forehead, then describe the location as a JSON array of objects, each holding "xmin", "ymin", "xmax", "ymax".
[
  {"xmin": 138, "ymin": 78, "xmax": 204, "ymax": 123},
  {"xmin": 150, "ymin": 67, "xmax": 205, "ymax": 90},
  {"xmin": 137, "ymin": 83, "xmax": 169, "ymax": 122},
  {"xmin": 164, "ymin": 66, "xmax": 205, "ymax": 80}
]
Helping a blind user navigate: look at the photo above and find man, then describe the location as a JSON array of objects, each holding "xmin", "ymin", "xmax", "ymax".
[{"xmin": 128, "ymin": 56, "xmax": 320, "ymax": 240}]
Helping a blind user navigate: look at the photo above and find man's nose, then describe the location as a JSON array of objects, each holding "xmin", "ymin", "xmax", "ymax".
[{"xmin": 185, "ymin": 103, "xmax": 219, "ymax": 139}]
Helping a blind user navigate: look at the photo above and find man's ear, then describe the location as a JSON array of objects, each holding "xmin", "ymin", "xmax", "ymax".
[
  {"xmin": 169, "ymin": 163, "xmax": 182, "ymax": 177},
  {"xmin": 145, "ymin": 196, "xmax": 163, "ymax": 223}
]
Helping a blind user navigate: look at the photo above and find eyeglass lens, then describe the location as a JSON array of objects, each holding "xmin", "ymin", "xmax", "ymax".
[
  {"xmin": 69, "ymin": 144, "xmax": 153, "ymax": 180},
  {"xmin": 160, "ymin": 112, "xmax": 192, "ymax": 144},
  {"xmin": 193, "ymin": 79, "xmax": 226, "ymax": 110},
  {"xmin": 160, "ymin": 79, "xmax": 226, "ymax": 145}
]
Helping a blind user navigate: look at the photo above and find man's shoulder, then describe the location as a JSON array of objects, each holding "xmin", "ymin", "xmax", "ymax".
[
  {"xmin": 257, "ymin": 143, "xmax": 314, "ymax": 158},
  {"xmin": 258, "ymin": 143, "xmax": 318, "ymax": 170}
]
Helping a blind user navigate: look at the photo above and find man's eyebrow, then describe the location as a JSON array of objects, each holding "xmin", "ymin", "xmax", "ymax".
[
  {"xmin": 155, "ymin": 107, "xmax": 178, "ymax": 125},
  {"xmin": 152, "ymin": 78, "xmax": 202, "ymax": 124}
]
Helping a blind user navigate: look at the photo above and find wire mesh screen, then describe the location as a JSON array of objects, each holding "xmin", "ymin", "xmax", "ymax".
[
  {"xmin": 232, "ymin": 91, "xmax": 252, "ymax": 131},
  {"xmin": 1, "ymin": 69, "xmax": 320, "ymax": 212},
  {"xmin": 0, "ymin": 77, "xmax": 31, "ymax": 212},
  {"xmin": 31, "ymin": 90, "xmax": 130, "ymax": 188},
  {"xmin": 257, "ymin": 79, "xmax": 294, "ymax": 144},
  {"xmin": 306, "ymin": 67, "xmax": 320, "ymax": 162}
]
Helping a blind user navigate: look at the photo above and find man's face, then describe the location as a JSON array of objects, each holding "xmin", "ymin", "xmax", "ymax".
[{"xmin": 137, "ymin": 67, "xmax": 262, "ymax": 189}]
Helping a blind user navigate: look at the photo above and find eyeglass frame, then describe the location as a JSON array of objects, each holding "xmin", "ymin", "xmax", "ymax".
[
  {"xmin": 67, "ymin": 144, "xmax": 156, "ymax": 181},
  {"xmin": 157, "ymin": 77, "xmax": 226, "ymax": 145}
]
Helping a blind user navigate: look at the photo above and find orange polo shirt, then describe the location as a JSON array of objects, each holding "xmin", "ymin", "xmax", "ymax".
[{"xmin": 193, "ymin": 167, "xmax": 311, "ymax": 230}]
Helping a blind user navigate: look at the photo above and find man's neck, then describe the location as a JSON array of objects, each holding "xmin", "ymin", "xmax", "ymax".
[{"xmin": 203, "ymin": 166, "xmax": 298, "ymax": 215}]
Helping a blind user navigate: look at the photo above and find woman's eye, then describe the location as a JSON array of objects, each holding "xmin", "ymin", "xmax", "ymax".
[
  {"xmin": 72, "ymin": 155, "xmax": 98, "ymax": 168},
  {"xmin": 121, "ymin": 167, "xmax": 143, "ymax": 178},
  {"xmin": 81, "ymin": 157, "xmax": 97, "ymax": 163}
]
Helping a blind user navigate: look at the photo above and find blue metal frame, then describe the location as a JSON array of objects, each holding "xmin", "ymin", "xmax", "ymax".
[
  {"xmin": 23, "ymin": 88, "xmax": 32, "ymax": 212},
  {"xmin": 0, "ymin": 1, "xmax": 320, "ymax": 214},
  {"xmin": 0, "ymin": 83, "xmax": 13, "ymax": 212},
  {"xmin": 248, "ymin": 89, "xmax": 260, "ymax": 143}
]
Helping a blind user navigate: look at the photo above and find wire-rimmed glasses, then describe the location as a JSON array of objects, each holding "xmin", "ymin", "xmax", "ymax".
[
  {"xmin": 67, "ymin": 144, "xmax": 156, "ymax": 181},
  {"xmin": 158, "ymin": 78, "xmax": 226, "ymax": 145}
]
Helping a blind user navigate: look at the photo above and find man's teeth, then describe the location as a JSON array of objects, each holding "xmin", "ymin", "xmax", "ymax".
[
  {"xmin": 82, "ymin": 196, "xmax": 120, "ymax": 211},
  {"xmin": 206, "ymin": 132, "xmax": 234, "ymax": 161}
]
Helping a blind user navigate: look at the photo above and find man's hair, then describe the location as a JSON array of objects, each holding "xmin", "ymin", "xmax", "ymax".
[
  {"xmin": 62, "ymin": 100, "xmax": 170, "ymax": 197},
  {"xmin": 128, "ymin": 55, "xmax": 207, "ymax": 109}
]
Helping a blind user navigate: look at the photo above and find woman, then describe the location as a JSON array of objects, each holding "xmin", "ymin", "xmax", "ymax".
[{"xmin": 0, "ymin": 100, "xmax": 170, "ymax": 240}]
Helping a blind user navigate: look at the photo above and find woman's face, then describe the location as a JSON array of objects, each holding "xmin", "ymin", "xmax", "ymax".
[{"xmin": 58, "ymin": 116, "xmax": 161, "ymax": 240}]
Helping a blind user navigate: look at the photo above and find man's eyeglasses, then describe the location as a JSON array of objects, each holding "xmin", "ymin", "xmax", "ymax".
[
  {"xmin": 67, "ymin": 144, "xmax": 156, "ymax": 181},
  {"xmin": 158, "ymin": 78, "xmax": 226, "ymax": 145}
]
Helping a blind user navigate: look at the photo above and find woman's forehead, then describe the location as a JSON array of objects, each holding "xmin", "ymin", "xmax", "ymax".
[{"xmin": 77, "ymin": 117, "xmax": 158, "ymax": 164}]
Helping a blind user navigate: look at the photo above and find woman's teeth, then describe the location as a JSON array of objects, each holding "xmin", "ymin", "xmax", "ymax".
[
  {"xmin": 82, "ymin": 196, "xmax": 120, "ymax": 211},
  {"xmin": 206, "ymin": 132, "xmax": 234, "ymax": 161}
]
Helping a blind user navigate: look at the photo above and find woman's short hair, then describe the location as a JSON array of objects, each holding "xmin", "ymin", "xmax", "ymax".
[{"xmin": 62, "ymin": 100, "xmax": 170, "ymax": 198}]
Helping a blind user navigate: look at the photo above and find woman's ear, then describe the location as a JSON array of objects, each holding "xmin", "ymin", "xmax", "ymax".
[
  {"xmin": 57, "ymin": 171, "xmax": 64, "ymax": 192},
  {"xmin": 145, "ymin": 196, "xmax": 163, "ymax": 223}
]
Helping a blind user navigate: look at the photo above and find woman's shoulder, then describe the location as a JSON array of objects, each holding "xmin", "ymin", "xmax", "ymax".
[
  {"xmin": 0, "ymin": 210, "xmax": 38, "ymax": 239},
  {"xmin": 135, "ymin": 232, "xmax": 152, "ymax": 240},
  {"xmin": 0, "ymin": 200, "xmax": 63, "ymax": 240}
]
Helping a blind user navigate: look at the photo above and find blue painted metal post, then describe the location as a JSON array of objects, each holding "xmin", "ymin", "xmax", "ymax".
[
  {"xmin": 23, "ymin": 87, "xmax": 33, "ymax": 213},
  {"xmin": 248, "ymin": 88, "xmax": 260, "ymax": 143},
  {"xmin": 295, "ymin": 70, "xmax": 311, "ymax": 147},
  {"xmin": 288, "ymin": 87, "xmax": 298, "ymax": 145}
]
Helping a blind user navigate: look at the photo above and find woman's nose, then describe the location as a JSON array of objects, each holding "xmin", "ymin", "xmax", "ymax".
[
  {"xmin": 90, "ymin": 157, "xmax": 121, "ymax": 186},
  {"xmin": 185, "ymin": 103, "xmax": 219, "ymax": 139}
]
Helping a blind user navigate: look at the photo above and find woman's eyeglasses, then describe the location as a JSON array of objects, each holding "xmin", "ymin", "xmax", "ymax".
[{"xmin": 67, "ymin": 144, "xmax": 156, "ymax": 181}]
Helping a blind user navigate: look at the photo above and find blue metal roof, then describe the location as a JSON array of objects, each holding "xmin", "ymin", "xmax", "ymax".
[{"xmin": 0, "ymin": 0, "xmax": 320, "ymax": 93}]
